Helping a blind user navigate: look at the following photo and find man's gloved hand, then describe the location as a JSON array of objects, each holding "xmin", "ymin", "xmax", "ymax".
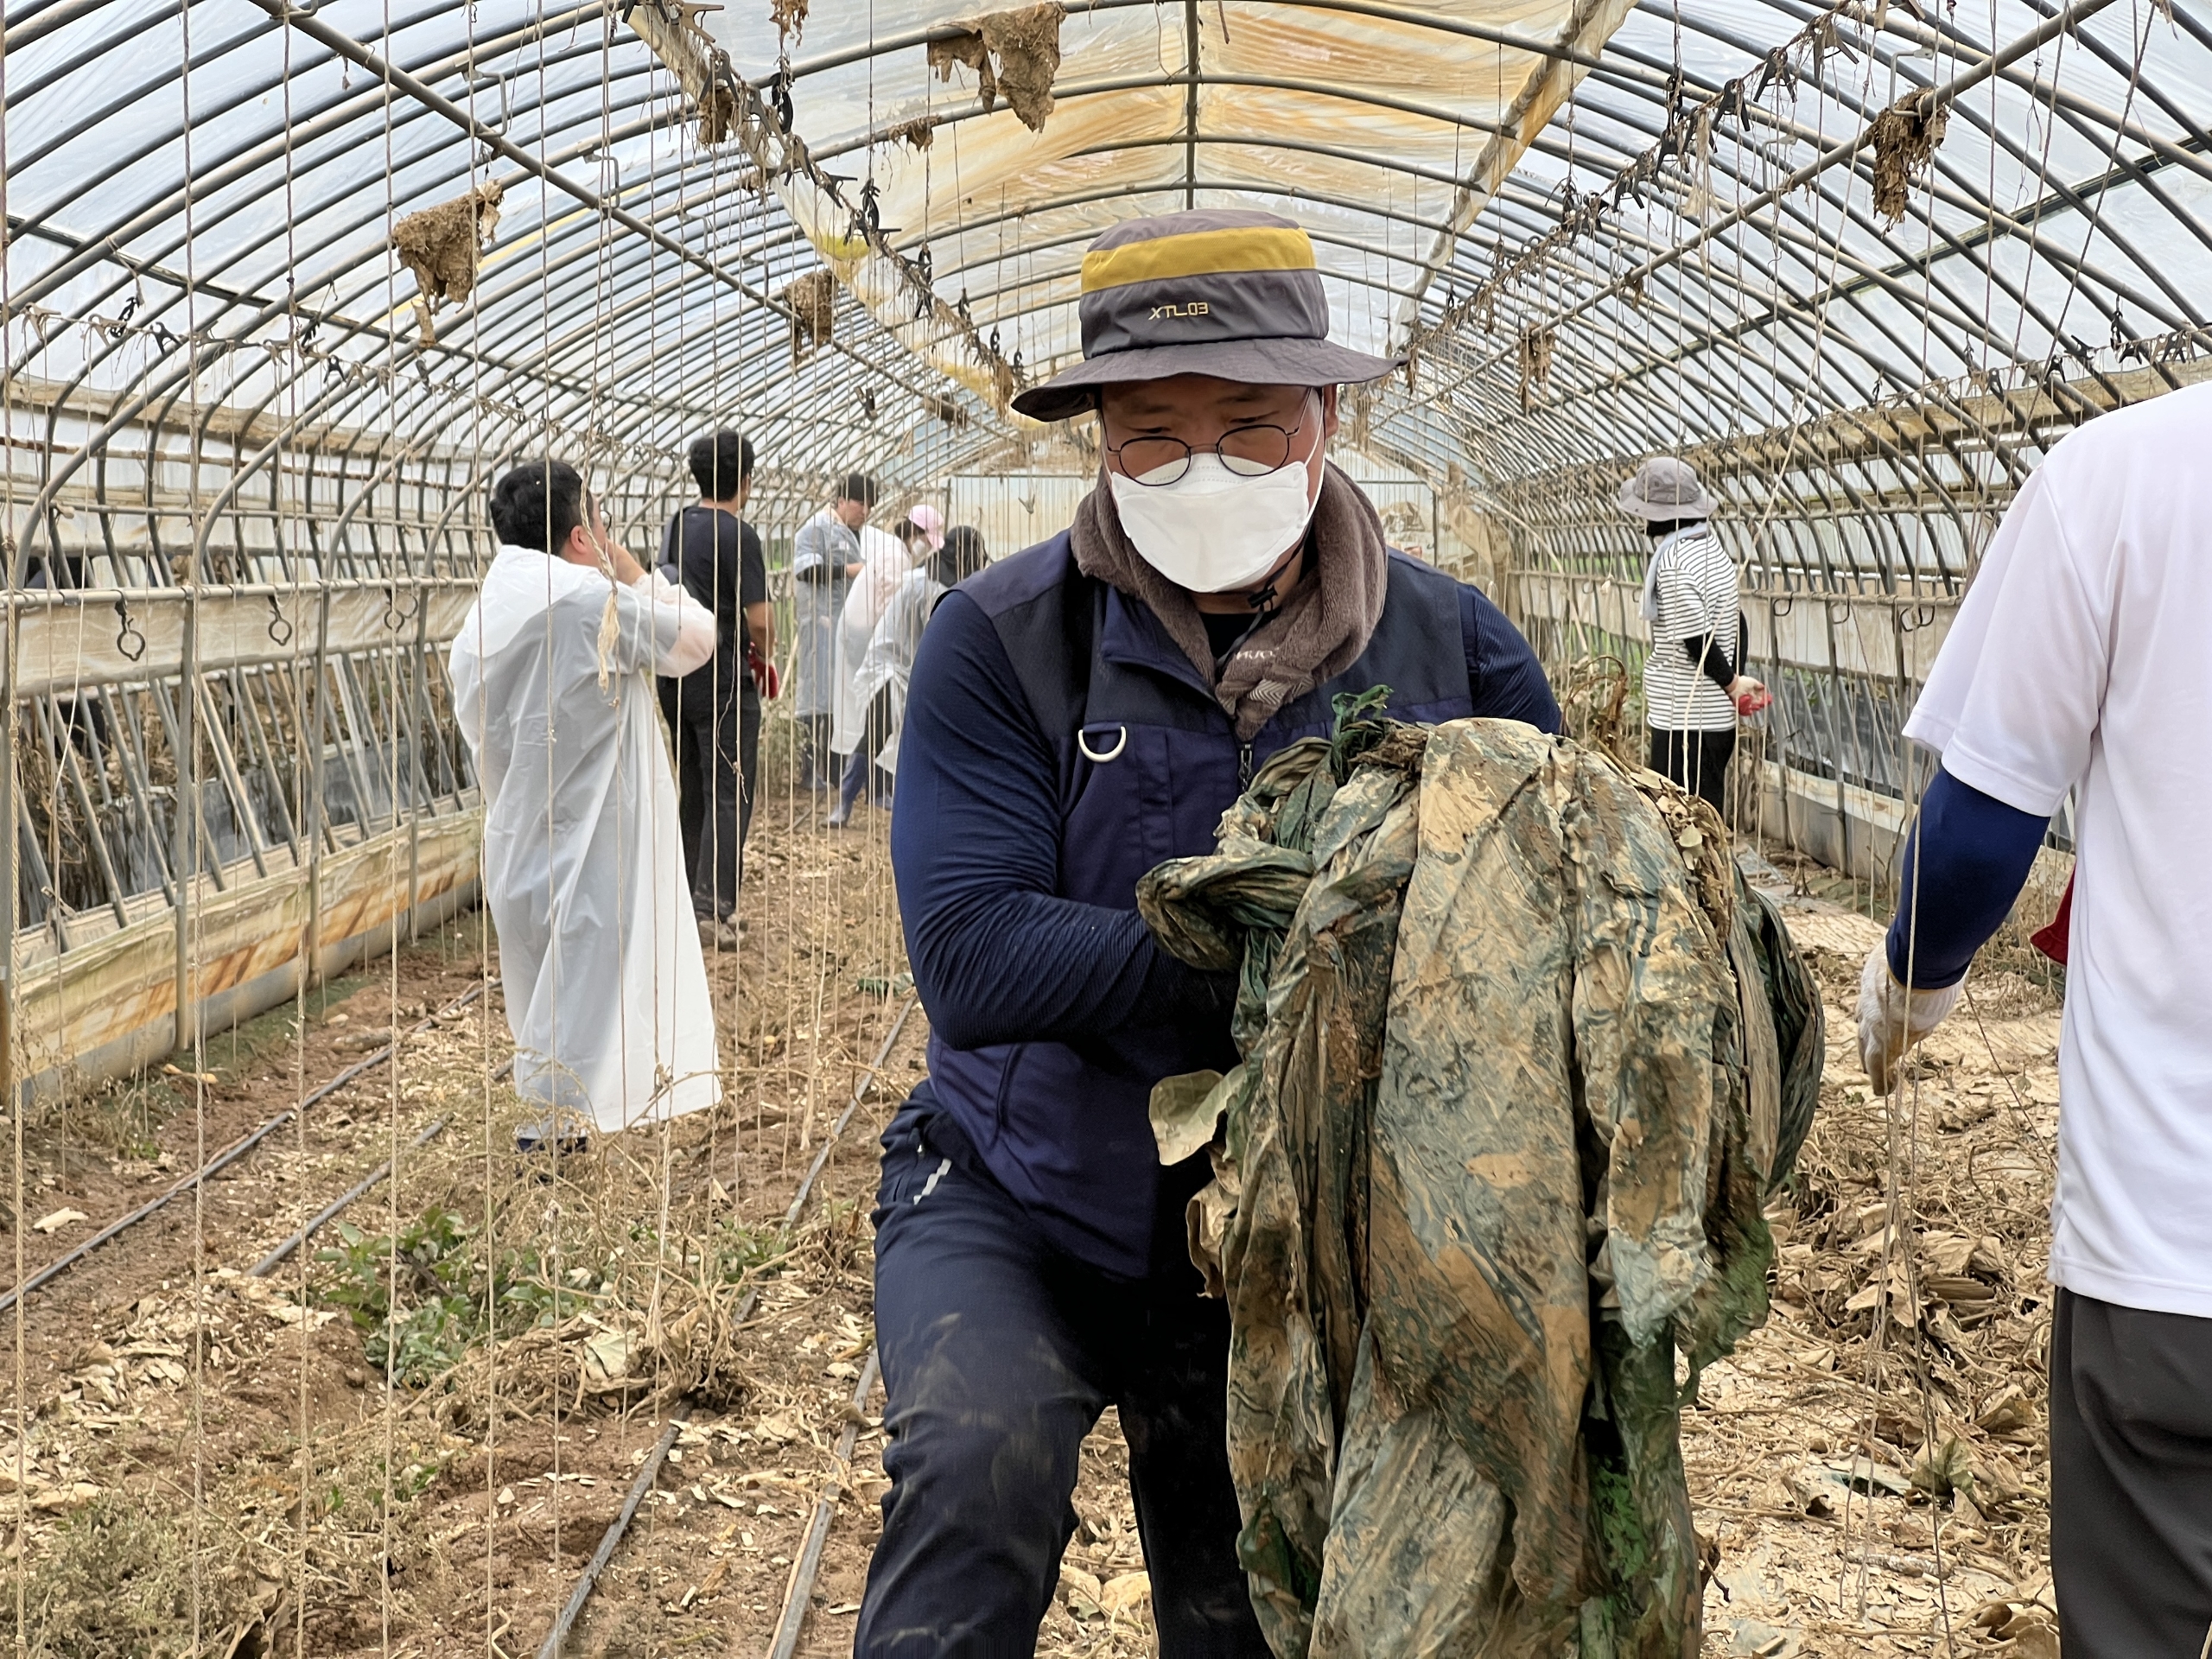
[
  {"xmin": 747, "ymin": 639, "xmax": 781, "ymax": 701},
  {"xmin": 1857, "ymin": 945, "xmax": 1963, "ymax": 1093}
]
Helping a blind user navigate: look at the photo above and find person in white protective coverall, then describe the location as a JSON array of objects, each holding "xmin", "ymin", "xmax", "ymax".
[
  {"xmin": 448, "ymin": 461, "xmax": 722, "ymax": 1140},
  {"xmin": 827, "ymin": 524, "xmax": 988, "ymax": 828},
  {"xmin": 829, "ymin": 505, "xmax": 944, "ymax": 823},
  {"xmin": 790, "ymin": 472, "xmax": 876, "ymax": 790}
]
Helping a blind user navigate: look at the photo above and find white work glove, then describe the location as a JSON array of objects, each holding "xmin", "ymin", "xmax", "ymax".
[{"xmin": 1857, "ymin": 944, "xmax": 1962, "ymax": 1093}]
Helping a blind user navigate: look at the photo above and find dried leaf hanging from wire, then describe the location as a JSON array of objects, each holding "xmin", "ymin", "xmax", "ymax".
[
  {"xmin": 1518, "ymin": 325, "xmax": 1554, "ymax": 413},
  {"xmin": 697, "ymin": 71, "xmax": 738, "ymax": 146},
  {"xmin": 623, "ymin": 0, "xmax": 738, "ymax": 148},
  {"xmin": 927, "ymin": 3, "xmax": 1066, "ymax": 133},
  {"xmin": 888, "ymin": 118, "xmax": 935, "ymax": 150},
  {"xmin": 1681, "ymin": 105, "xmax": 1715, "ymax": 221},
  {"xmin": 770, "ymin": 0, "xmax": 807, "ymax": 43},
  {"xmin": 1867, "ymin": 92, "xmax": 1950, "ymax": 225},
  {"xmin": 1343, "ymin": 384, "xmax": 1375, "ymax": 449},
  {"xmin": 779, "ymin": 270, "xmax": 838, "ymax": 365},
  {"xmin": 928, "ymin": 31, "xmax": 994, "ymax": 109},
  {"xmin": 391, "ymin": 181, "xmax": 503, "ymax": 346}
]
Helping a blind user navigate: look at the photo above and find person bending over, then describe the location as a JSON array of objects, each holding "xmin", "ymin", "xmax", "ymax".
[
  {"xmin": 859, "ymin": 209, "xmax": 1560, "ymax": 1656},
  {"xmin": 829, "ymin": 524, "xmax": 988, "ymax": 828}
]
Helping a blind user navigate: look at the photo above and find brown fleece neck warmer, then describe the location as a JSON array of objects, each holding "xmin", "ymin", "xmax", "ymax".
[{"xmin": 1070, "ymin": 460, "xmax": 1391, "ymax": 741}]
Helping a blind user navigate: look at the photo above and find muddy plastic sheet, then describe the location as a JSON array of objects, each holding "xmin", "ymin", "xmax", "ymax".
[{"xmin": 1138, "ymin": 712, "xmax": 1821, "ymax": 1657}]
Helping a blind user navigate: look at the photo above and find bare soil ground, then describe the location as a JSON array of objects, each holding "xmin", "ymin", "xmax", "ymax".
[{"xmin": 0, "ymin": 802, "xmax": 2065, "ymax": 1659}]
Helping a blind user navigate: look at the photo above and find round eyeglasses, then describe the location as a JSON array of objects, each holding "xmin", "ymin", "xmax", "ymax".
[{"xmin": 1103, "ymin": 395, "xmax": 1315, "ymax": 488}]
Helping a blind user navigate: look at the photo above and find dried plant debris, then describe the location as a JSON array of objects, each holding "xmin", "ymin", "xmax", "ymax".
[
  {"xmin": 780, "ymin": 269, "xmax": 838, "ymax": 362},
  {"xmin": 391, "ymin": 181, "xmax": 504, "ymax": 346},
  {"xmin": 889, "ymin": 116, "xmax": 936, "ymax": 150},
  {"xmin": 770, "ymin": 0, "xmax": 807, "ymax": 42},
  {"xmin": 1868, "ymin": 92, "xmax": 1950, "ymax": 225},
  {"xmin": 699, "ymin": 76, "xmax": 738, "ymax": 147},
  {"xmin": 1342, "ymin": 383, "xmax": 1375, "ymax": 448},
  {"xmin": 1518, "ymin": 323, "xmax": 1554, "ymax": 411},
  {"xmin": 928, "ymin": 32, "xmax": 994, "ymax": 110},
  {"xmin": 922, "ymin": 391, "xmax": 969, "ymax": 426},
  {"xmin": 928, "ymin": 3, "xmax": 1066, "ymax": 133}
]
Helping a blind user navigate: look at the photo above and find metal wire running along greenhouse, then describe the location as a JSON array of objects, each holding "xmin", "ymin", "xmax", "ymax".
[{"xmin": 0, "ymin": 0, "xmax": 2205, "ymax": 1652}]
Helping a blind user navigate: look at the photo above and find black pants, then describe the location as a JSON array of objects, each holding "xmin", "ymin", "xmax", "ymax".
[
  {"xmin": 799, "ymin": 711, "xmax": 836, "ymax": 788},
  {"xmin": 663, "ymin": 689, "xmax": 758, "ymax": 922},
  {"xmin": 857, "ymin": 1105, "xmax": 1268, "ymax": 1658},
  {"xmin": 1648, "ymin": 726, "xmax": 1734, "ymax": 815},
  {"xmin": 2051, "ymin": 1288, "xmax": 2212, "ymax": 1657}
]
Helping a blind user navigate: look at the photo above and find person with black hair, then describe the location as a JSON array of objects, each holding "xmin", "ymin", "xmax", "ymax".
[
  {"xmin": 790, "ymin": 471, "xmax": 876, "ymax": 789},
  {"xmin": 658, "ymin": 429, "xmax": 771, "ymax": 947},
  {"xmin": 449, "ymin": 460, "xmax": 722, "ymax": 1139},
  {"xmin": 827, "ymin": 525, "xmax": 987, "ymax": 828}
]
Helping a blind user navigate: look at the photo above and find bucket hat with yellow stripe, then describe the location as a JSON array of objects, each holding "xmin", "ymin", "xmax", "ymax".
[{"xmin": 1011, "ymin": 208, "xmax": 1402, "ymax": 423}]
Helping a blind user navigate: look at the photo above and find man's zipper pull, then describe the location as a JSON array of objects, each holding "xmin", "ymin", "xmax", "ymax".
[{"xmin": 1239, "ymin": 741, "xmax": 1254, "ymax": 788}]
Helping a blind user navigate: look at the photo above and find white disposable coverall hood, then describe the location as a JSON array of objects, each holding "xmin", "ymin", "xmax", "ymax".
[{"xmin": 448, "ymin": 546, "xmax": 721, "ymax": 1132}]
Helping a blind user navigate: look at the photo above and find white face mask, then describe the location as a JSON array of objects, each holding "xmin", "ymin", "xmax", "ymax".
[{"xmin": 1107, "ymin": 450, "xmax": 1320, "ymax": 594}]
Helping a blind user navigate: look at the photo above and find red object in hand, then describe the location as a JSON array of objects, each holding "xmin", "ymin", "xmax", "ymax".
[
  {"xmin": 2031, "ymin": 873, "xmax": 2074, "ymax": 965},
  {"xmin": 1735, "ymin": 685, "xmax": 1774, "ymax": 716},
  {"xmin": 747, "ymin": 639, "xmax": 780, "ymax": 701}
]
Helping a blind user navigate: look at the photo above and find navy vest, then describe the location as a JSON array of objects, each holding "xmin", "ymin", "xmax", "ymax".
[{"xmin": 924, "ymin": 531, "xmax": 1484, "ymax": 1276}]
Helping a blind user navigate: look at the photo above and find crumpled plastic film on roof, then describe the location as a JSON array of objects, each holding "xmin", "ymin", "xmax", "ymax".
[{"xmin": 677, "ymin": 0, "xmax": 1635, "ymax": 416}]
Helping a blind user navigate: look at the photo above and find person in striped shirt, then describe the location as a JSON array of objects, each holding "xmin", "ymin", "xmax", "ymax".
[{"xmin": 1619, "ymin": 457, "xmax": 1765, "ymax": 812}]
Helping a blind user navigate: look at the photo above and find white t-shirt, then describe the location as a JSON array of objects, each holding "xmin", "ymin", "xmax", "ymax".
[
  {"xmin": 1641, "ymin": 526, "xmax": 1740, "ymax": 733},
  {"xmin": 1904, "ymin": 379, "xmax": 2212, "ymax": 1318}
]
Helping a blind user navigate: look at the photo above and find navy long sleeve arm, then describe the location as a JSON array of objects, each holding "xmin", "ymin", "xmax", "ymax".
[
  {"xmin": 1884, "ymin": 766, "xmax": 2050, "ymax": 989},
  {"xmin": 1463, "ymin": 586, "xmax": 1563, "ymax": 734},
  {"xmin": 889, "ymin": 592, "xmax": 1231, "ymax": 1052}
]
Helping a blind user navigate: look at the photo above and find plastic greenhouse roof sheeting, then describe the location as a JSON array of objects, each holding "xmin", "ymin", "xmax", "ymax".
[
  {"xmin": 686, "ymin": 0, "xmax": 1635, "ymax": 405},
  {"xmin": 3, "ymin": 0, "xmax": 2209, "ymax": 536}
]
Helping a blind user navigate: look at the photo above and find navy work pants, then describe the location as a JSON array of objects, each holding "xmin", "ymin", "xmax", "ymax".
[
  {"xmin": 835, "ymin": 687, "xmax": 897, "ymax": 823},
  {"xmin": 856, "ymin": 1103, "xmax": 1268, "ymax": 1658}
]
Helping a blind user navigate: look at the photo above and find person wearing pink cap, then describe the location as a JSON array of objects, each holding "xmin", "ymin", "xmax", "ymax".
[{"xmin": 894, "ymin": 502, "xmax": 946, "ymax": 557}]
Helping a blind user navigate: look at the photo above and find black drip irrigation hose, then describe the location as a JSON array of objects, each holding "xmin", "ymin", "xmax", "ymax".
[
  {"xmin": 245, "ymin": 1054, "xmax": 518, "ymax": 1279},
  {"xmin": 536, "ymin": 990, "xmax": 920, "ymax": 1659},
  {"xmin": 767, "ymin": 1345, "xmax": 882, "ymax": 1659},
  {"xmin": 247, "ymin": 1116, "xmax": 448, "ymax": 1279},
  {"xmin": 0, "ymin": 982, "xmax": 490, "ymax": 1317}
]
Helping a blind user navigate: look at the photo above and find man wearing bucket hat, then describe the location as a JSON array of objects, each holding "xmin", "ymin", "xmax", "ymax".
[
  {"xmin": 1618, "ymin": 456, "xmax": 1768, "ymax": 814},
  {"xmin": 859, "ymin": 209, "xmax": 1560, "ymax": 1656}
]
